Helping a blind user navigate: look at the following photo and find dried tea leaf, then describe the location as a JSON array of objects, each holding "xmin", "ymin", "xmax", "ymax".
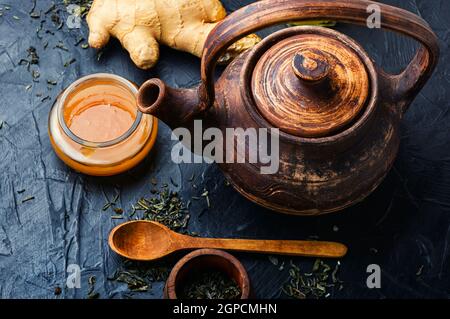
[
  {"xmin": 111, "ymin": 182, "xmax": 189, "ymax": 293},
  {"xmin": 283, "ymin": 259, "xmax": 343, "ymax": 299},
  {"xmin": 268, "ymin": 256, "xmax": 279, "ymax": 266},
  {"xmin": 179, "ymin": 270, "xmax": 241, "ymax": 299},
  {"xmin": 31, "ymin": 70, "xmax": 40, "ymax": 80},
  {"xmin": 135, "ymin": 186, "xmax": 190, "ymax": 232},
  {"xmin": 87, "ymin": 275, "xmax": 99, "ymax": 299},
  {"xmin": 416, "ymin": 265, "xmax": 424, "ymax": 277},
  {"xmin": 54, "ymin": 286, "xmax": 62, "ymax": 295},
  {"xmin": 113, "ymin": 207, "xmax": 123, "ymax": 214},
  {"xmin": 64, "ymin": 58, "xmax": 76, "ymax": 67},
  {"xmin": 54, "ymin": 42, "xmax": 69, "ymax": 51},
  {"xmin": 87, "ymin": 292, "xmax": 99, "ymax": 299},
  {"xmin": 21, "ymin": 196, "xmax": 35, "ymax": 203},
  {"xmin": 114, "ymin": 271, "xmax": 149, "ymax": 292}
]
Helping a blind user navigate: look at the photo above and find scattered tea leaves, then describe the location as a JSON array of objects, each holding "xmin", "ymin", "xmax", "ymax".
[
  {"xmin": 170, "ymin": 177, "xmax": 178, "ymax": 187},
  {"xmin": 36, "ymin": 20, "xmax": 44, "ymax": 39},
  {"xmin": 96, "ymin": 50, "xmax": 104, "ymax": 61},
  {"xmin": 201, "ymin": 189, "xmax": 210, "ymax": 208},
  {"xmin": 63, "ymin": 58, "xmax": 76, "ymax": 67},
  {"xmin": 21, "ymin": 196, "xmax": 35, "ymax": 203},
  {"xmin": 88, "ymin": 275, "xmax": 96, "ymax": 286},
  {"xmin": 51, "ymin": 11, "xmax": 63, "ymax": 29},
  {"xmin": 30, "ymin": 11, "xmax": 40, "ymax": 19},
  {"xmin": 130, "ymin": 204, "xmax": 137, "ymax": 218},
  {"xmin": 54, "ymin": 286, "xmax": 62, "ymax": 295},
  {"xmin": 283, "ymin": 259, "xmax": 343, "ymax": 299},
  {"xmin": 112, "ymin": 192, "xmax": 120, "ymax": 203},
  {"xmin": 74, "ymin": 37, "xmax": 84, "ymax": 46},
  {"xmin": 29, "ymin": 1, "xmax": 36, "ymax": 13},
  {"xmin": 87, "ymin": 275, "xmax": 99, "ymax": 299},
  {"xmin": 331, "ymin": 261, "xmax": 341, "ymax": 284},
  {"xmin": 179, "ymin": 270, "xmax": 241, "ymax": 299},
  {"xmin": 32, "ymin": 70, "xmax": 40, "ymax": 81},
  {"xmin": 27, "ymin": 47, "xmax": 39, "ymax": 65},
  {"xmin": 54, "ymin": 42, "xmax": 69, "ymax": 52},
  {"xmin": 134, "ymin": 185, "xmax": 190, "ymax": 232},
  {"xmin": 87, "ymin": 292, "xmax": 99, "ymax": 299},
  {"xmin": 268, "ymin": 256, "xmax": 279, "ymax": 266},
  {"xmin": 112, "ymin": 270, "xmax": 149, "ymax": 292},
  {"xmin": 29, "ymin": 0, "xmax": 40, "ymax": 19},
  {"xmin": 102, "ymin": 203, "xmax": 112, "ymax": 211},
  {"xmin": 101, "ymin": 189, "xmax": 119, "ymax": 211},
  {"xmin": 416, "ymin": 265, "xmax": 424, "ymax": 277},
  {"xmin": 19, "ymin": 47, "xmax": 40, "ymax": 74},
  {"xmin": 111, "ymin": 183, "xmax": 189, "ymax": 293}
]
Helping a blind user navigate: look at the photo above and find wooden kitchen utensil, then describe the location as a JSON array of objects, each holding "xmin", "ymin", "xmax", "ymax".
[
  {"xmin": 109, "ymin": 220, "xmax": 348, "ymax": 261},
  {"xmin": 164, "ymin": 249, "xmax": 251, "ymax": 299},
  {"xmin": 137, "ymin": 0, "xmax": 439, "ymax": 215}
]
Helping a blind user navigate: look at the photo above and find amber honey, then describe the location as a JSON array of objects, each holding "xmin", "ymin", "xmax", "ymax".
[{"xmin": 48, "ymin": 73, "xmax": 158, "ymax": 176}]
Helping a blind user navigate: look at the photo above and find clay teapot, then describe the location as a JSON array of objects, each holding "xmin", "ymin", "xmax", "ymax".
[{"xmin": 137, "ymin": 0, "xmax": 439, "ymax": 215}]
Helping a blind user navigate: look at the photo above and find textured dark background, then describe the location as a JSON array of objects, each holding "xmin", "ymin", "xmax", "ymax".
[{"xmin": 0, "ymin": 0, "xmax": 449, "ymax": 299}]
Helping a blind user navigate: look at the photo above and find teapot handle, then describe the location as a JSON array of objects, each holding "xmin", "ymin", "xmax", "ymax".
[{"xmin": 200, "ymin": 0, "xmax": 439, "ymax": 113}]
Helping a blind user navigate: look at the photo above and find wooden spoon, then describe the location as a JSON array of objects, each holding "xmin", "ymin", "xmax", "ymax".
[{"xmin": 109, "ymin": 220, "xmax": 348, "ymax": 261}]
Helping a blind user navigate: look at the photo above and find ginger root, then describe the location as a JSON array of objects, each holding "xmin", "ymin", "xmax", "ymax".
[{"xmin": 87, "ymin": 0, "xmax": 260, "ymax": 69}]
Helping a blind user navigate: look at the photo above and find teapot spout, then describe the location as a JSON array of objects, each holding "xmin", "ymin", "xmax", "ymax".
[{"xmin": 137, "ymin": 79, "xmax": 204, "ymax": 130}]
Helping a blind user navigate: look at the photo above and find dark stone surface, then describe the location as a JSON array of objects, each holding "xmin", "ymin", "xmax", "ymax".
[{"xmin": 0, "ymin": 0, "xmax": 449, "ymax": 299}]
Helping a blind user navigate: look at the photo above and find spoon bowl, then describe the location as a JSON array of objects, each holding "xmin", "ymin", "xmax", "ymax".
[
  {"xmin": 109, "ymin": 220, "xmax": 348, "ymax": 261},
  {"xmin": 109, "ymin": 220, "xmax": 175, "ymax": 261}
]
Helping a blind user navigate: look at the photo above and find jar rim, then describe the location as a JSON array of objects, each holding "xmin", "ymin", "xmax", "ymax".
[{"xmin": 57, "ymin": 73, "xmax": 143, "ymax": 148}]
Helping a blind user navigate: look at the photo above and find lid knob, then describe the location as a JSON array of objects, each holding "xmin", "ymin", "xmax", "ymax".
[{"xmin": 292, "ymin": 49, "xmax": 330, "ymax": 84}]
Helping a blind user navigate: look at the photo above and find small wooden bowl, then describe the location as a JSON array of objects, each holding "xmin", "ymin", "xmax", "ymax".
[{"xmin": 164, "ymin": 249, "xmax": 250, "ymax": 299}]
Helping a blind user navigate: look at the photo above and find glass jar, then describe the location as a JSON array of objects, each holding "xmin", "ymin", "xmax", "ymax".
[{"xmin": 48, "ymin": 73, "xmax": 158, "ymax": 176}]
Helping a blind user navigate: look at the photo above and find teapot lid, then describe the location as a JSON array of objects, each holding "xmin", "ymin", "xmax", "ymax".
[{"xmin": 251, "ymin": 29, "xmax": 369, "ymax": 138}]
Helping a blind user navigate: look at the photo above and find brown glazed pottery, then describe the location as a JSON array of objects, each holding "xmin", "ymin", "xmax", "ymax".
[
  {"xmin": 164, "ymin": 249, "xmax": 250, "ymax": 299},
  {"xmin": 137, "ymin": 0, "xmax": 439, "ymax": 215}
]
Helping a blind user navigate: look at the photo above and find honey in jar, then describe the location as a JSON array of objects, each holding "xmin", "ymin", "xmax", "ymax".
[{"xmin": 48, "ymin": 73, "xmax": 158, "ymax": 176}]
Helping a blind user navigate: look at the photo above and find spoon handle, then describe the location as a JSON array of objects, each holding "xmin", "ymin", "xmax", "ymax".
[{"xmin": 184, "ymin": 237, "xmax": 347, "ymax": 258}]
